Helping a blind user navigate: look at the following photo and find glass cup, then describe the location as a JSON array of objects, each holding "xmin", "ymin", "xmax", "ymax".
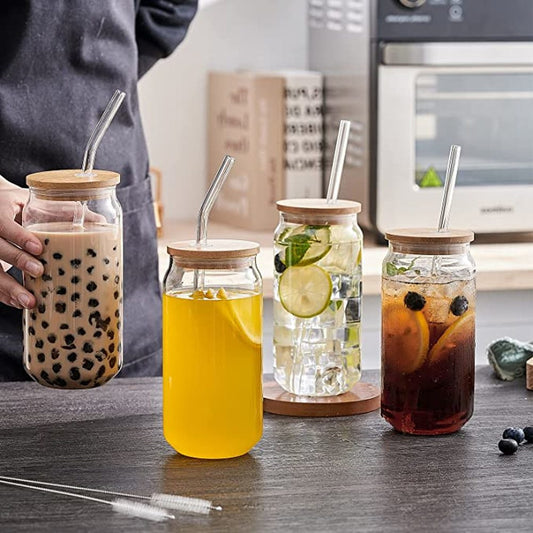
[
  {"xmin": 163, "ymin": 239, "xmax": 263, "ymax": 459},
  {"xmin": 273, "ymin": 199, "xmax": 363, "ymax": 396},
  {"xmin": 381, "ymin": 228, "xmax": 476, "ymax": 435},
  {"xmin": 22, "ymin": 170, "xmax": 123, "ymax": 389}
]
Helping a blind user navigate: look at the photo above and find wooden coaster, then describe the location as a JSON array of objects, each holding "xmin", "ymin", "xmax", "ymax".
[{"xmin": 263, "ymin": 380, "xmax": 380, "ymax": 417}]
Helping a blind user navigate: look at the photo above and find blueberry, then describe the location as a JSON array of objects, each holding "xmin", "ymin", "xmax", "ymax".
[
  {"xmin": 498, "ymin": 439, "xmax": 518, "ymax": 455},
  {"xmin": 274, "ymin": 253, "xmax": 286, "ymax": 274},
  {"xmin": 450, "ymin": 295, "xmax": 469, "ymax": 316},
  {"xmin": 404, "ymin": 291, "xmax": 426, "ymax": 311},
  {"xmin": 503, "ymin": 427, "xmax": 525, "ymax": 444},
  {"xmin": 524, "ymin": 427, "xmax": 533, "ymax": 443}
]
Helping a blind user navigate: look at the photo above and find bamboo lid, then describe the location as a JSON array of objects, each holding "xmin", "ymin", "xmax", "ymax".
[
  {"xmin": 385, "ymin": 228, "xmax": 474, "ymax": 245},
  {"xmin": 27, "ymin": 169, "xmax": 120, "ymax": 189},
  {"xmin": 167, "ymin": 239, "xmax": 260, "ymax": 261},
  {"xmin": 276, "ymin": 198, "xmax": 361, "ymax": 215}
]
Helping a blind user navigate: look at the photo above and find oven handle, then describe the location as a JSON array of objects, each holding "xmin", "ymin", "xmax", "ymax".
[{"xmin": 382, "ymin": 42, "xmax": 533, "ymax": 66}]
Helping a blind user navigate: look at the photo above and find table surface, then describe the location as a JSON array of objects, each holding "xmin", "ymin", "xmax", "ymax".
[{"xmin": 0, "ymin": 368, "xmax": 532, "ymax": 532}]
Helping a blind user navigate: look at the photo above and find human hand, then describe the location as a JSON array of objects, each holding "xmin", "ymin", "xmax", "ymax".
[{"xmin": 0, "ymin": 178, "xmax": 44, "ymax": 309}]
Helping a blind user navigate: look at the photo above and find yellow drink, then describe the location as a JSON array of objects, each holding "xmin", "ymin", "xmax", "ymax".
[{"xmin": 163, "ymin": 288, "xmax": 263, "ymax": 459}]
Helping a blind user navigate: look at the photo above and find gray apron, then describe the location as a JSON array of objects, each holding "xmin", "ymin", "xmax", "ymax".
[{"xmin": 0, "ymin": 1, "xmax": 165, "ymax": 379}]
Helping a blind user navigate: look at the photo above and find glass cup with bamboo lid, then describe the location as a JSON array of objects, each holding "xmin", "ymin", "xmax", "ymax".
[{"xmin": 162, "ymin": 239, "xmax": 263, "ymax": 459}]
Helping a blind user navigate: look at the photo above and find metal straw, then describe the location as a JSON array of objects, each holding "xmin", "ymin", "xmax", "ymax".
[
  {"xmin": 196, "ymin": 155, "xmax": 235, "ymax": 245},
  {"xmin": 81, "ymin": 89, "xmax": 126, "ymax": 175},
  {"xmin": 326, "ymin": 120, "xmax": 351, "ymax": 204},
  {"xmin": 437, "ymin": 145, "xmax": 461, "ymax": 231}
]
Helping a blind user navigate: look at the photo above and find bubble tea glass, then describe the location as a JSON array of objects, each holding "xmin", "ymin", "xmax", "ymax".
[
  {"xmin": 273, "ymin": 199, "xmax": 363, "ymax": 396},
  {"xmin": 381, "ymin": 229, "xmax": 475, "ymax": 435},
  {"xmin": 22, "ymin": 170, "xmax": 122, "ymax": 389},
  {"xmin": 163, "ymin": 240, "xmax": 263, "ymax": 459}
]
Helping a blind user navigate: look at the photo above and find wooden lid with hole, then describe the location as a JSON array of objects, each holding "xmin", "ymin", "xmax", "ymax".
[
  {"xmin": 26, "ymin": 169, "xmax": 120, "ymax": 189},
  {"xmin": 276, "ymin": 198, "xmax": 361, "ymax": 215},
  {"xmin": 385, "ymin": 228, "xmax": 474, "ymax": 245},
  {"xmin": 167, "ymin": 239, "xmax": 260, "ymax": 260}
]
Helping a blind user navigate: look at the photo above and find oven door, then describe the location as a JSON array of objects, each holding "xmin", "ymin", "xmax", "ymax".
[{"xmin": 376, "ymin": 43, "xmax": 533, "ymax": 234}]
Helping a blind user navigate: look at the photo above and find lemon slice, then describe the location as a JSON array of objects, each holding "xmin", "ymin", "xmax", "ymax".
[
  {"xmin": 382, "ymin": 302, "xmax": 430, "ymax": 374},
  {"xmin": 318, "ymin": 225, "xmax": 361, "ymax": 272},
  {"xmin": 279, "ymin": 265, "xmax": 332, "ymax": 318},
  {"xmin": 279, "ymin": 225, "xmax": 331, "ymax": 267},
  {"xmin": 225, "ymin": 292, "xmax": 262, "ymax": 347},
  {"xmin": 427, "ymin": 310, "xmax": 475, "ymax": 365}
]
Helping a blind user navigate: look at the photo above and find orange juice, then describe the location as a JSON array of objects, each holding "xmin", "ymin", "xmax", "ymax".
[{"xmin": 163, "ymin": 288, "xmax": 262, "ymax": 459}]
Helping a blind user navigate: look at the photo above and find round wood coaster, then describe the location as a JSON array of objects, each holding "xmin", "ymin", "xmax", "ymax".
[{"xmin": 263, "ymin": 380, "xmax": 380, "ymax": 417}]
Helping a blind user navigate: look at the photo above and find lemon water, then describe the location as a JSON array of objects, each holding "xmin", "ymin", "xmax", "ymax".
[
  {"xmin": 163, "ymin": 289, "xmax": 262, "ymax": 459},
  {"xmin": 273, "ymin": 224, "xmax": 362, "ymax": 396}
]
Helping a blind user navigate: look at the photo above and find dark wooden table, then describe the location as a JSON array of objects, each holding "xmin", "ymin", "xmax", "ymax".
[{"xmin": 0, "ymin": 367, "xmax": 531, "ymax": 532}]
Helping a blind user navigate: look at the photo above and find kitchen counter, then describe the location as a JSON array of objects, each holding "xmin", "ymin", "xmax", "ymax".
[
  {"xmin": 0, "ymin": 367, "xmax": 531, "ymax": 532},
  {"xmin": 158, "ymin": 221, "xmax": 533, "ymax": 297}
]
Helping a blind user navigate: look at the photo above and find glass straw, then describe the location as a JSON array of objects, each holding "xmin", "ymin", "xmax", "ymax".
[
  {"xmin": 80, "ymin": 89, "xmax": 126, "ymax": 176},
  {"xmin": 196, "ymin": 155, "xmax": 235, "ymax": 245},
  {"xmin": 437, "ymin": 145, "xmax": 461, "ymax": 231},
  {"xmin": 326, "ymin": 120, "xmax": 351, "ymax": 204}
]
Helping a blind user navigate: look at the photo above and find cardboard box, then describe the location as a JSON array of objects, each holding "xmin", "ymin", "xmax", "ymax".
[{"xmin": 208, "ymin": 71, "xmax": 285, "ymax": 230}]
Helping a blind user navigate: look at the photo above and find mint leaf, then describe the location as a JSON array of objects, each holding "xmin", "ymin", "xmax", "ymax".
[
  {"xmin": 283, "ymin": 234, "xmax": 311, "ymax": 266},
  {"xmin": 385, "ymin": 258, "xmax": 420, "ymax": 276},
  {"xmin": 386, "ymin": 262, "xmax": 399, "ymax": 276}
]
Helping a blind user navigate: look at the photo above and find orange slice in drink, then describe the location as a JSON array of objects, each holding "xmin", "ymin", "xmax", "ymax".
[
  {"xmin": 382, "ymin": 303, "xmax": 430, "ymax": 374},
  {"xmin": 427, "ymin": 310, "xmax": 475, "ymax": 365}
]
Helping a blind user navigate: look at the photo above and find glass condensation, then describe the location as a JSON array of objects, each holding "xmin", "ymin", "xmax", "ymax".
[
  {"xmin": 22, "ymin": 186, "xmax": 123, "ymax": 389},
  {"xmin": 381, "ymin": 242, "xmax": 476, "ymax": 435},
  {"xmin": 273, "ymin": 213, "xmax": 363, "ymax": 396}
]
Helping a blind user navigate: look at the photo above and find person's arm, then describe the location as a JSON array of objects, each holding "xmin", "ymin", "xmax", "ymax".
[
  {"xmin": 136, "ymin": 0, "xmax": 198, "ymax": 78},
  {"xmin": 0, "ymin": 177, "xmax": 43, "ymax": 309}
]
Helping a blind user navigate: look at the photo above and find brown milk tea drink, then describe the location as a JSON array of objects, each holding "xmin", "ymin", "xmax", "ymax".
[{"xmin": 22, "ymin": 170, "xmax": 123, "ymax": 389}]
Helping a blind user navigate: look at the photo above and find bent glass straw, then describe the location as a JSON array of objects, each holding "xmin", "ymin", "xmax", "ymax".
[
  {"xmin": 437, "ymin": 144, "xmax": 461, "ymax": 232},
  {"xmin": 326, "ymin": 119, "xmax": 351, "ymax": 204}
]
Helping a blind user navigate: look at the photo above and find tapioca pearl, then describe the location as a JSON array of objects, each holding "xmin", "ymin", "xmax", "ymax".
[
  {"xmin": 109, "ymin": 356, "xmax": 117, "ymax": 368},
  {"xmin": 52, "ymin": 253, "xmax": 62, "ymax": 260},
  {"xmin": 115, "ymin": 310, "xmax": 120, "ymax": 318},
  {"xmin": 60, "ymin": 323, "xmax": 69, "ymax": 330},
  {"xmin": 40, "ymin": 370, "xmax": 50, "ymax": 382},
  {"xmin": 112, "ymin": 245, "xmax": 117, "ymax": 251},
  {"xmin": 88, "ymin": 299, "xmax": 99, "ymax": 308},
  {"xmin": 64, "ymin": 334, "xmax": 75, "ymax": 345},
  {"xmin": 52, "ymin": 363, "xmax": 61, "ymax": 373},
  {"xmin": 27, "ymin": 354, "xmax": 31, "ymax": 363},
  {"xmin": 94, "ymin": 331, "xmax": 102, "ymax": 338},
  {"xmin": 114, "ymin": 275, "xmax": 120, "ymax": 284},
  {"xmin": 51, "ymin": 348, "xmax": 60, "ymax": 360},
  {"xmin": 30, "ymin": 312, "xmax": 37, "ymax": 320},
  {"xmin": 62, "ymin": 344, "xmax": 75, "ymax": 350},
  {"xmin": 44, "ymin": 239, "xmax": 49, "ymax": 245},
  {"xmin": 28, "ymin": 289, "xmax": 35, "ymax": 296},
  {"xmin": 113, "ymin": 291, "xmax": 119, "ymax": 300},
  {"xmin": 107, "ymin": 330, "xmax": 114, "ymax": 340},
  {"xmin": 87, "ymin": 266, "xmax": 95, "ymax": 274},
  {"xmin": 70, "ymin": 259, "xmax": 81, "ymax": 269},
  {"xmin": 87, "ymin": 248, "xmax": 97, "ymax": 258},
  {"xmin": 87, "ymin": 281, "xmax": 97, "ymax": 292},
  {"xmin": 39, "ymin": 258, "xmax": 47, "ymax": 266},
  {"xmin": 71, "ymin": 293, "xmax": 80, "ymax": 302},
  {"xmin": 47, "ymin": 334, "xmax": 57, "ymax": 344},
  {"xmin": 117, "ymin": 342, "xmax": 121, "ymax": 352},
  {"xmin": 95, "ymin": 349, "xmax": 107, "ymax": 362},
  {"xmin": 28, "ymin": 326, "xmax": 35, "ymax": 336},
  {"xmin": 97, "ymin": 365, "xmax": 106, "ymax": 378},
  {"xmin": 70, "ymin": 367, "xmax": 81, "ymax": 380},
  {"xmin": 42, "ymin": 274, "xmax": 52, "ymax": 282},
  {"xmin": 71, "ymin": 276, "xmax": 80, "ymax": 284},
  {"xmin": 37, "ymin": 353, "xmax": 45, "ymax": 363},
  {"xmin": 55, "ymin": 302, "xmax": 66, "ymax": 313},
  {"xmin": 102, "ymin": 274, "xmax": 109, "ymax": 281},
  {"xmin": 82, "ymin": 342, "xmax": 94, "ymax": 353},
  {"xmin": 41, "ymin": 321, "xmax": 49, "ymax": 329},
  {"xmin": 108, "ymin": 343, "xmax": 115, "ymax": 353},
  {"xmin": 58, "ymin": 268, "xmax": 65, "ymax": 276},
  {"xmin": 56, "ymin": 287, "xmax": 67, "ymax": 295},
  {"xmin": 35, "ymin": 339, "xmax": 44, "ymax": 349},
  {"xmin": 67, "ymin": 352, "xmax": 77, "ymax": 362},
  {"xmin": 77, "ymin": 327, "xmax": 86, "ymax": 335},
  {"xmin": 103, "ymin": 258, "xmax": 110, "ymax": 265},
  {"xmin": 117, "ymin": 321, "xmax": 121, "ymax": 330},
  {"xmin": 37, "ymin": 303, "xmax": 46, "ymax": 313},
  {"xmin": 80, "ymin": 379, "xmax": 91, "ymax": 386},
  {"xmin": 82, "ymin": 358, "xmax": 94, "ymax": 370},
  {"xmin": 53, "ymin": 377, "xmax": 67, "ymax": 387},
  {"xmin": 40, "ymin": 291, "xmax": 47, "ymax": 298},
  {"xmin": 73, "ymin": 310, "xmax": 82, "ymax": 318}
]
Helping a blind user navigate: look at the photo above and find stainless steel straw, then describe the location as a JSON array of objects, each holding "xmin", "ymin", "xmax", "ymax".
[
  {"xmin": 437, "ymin": 144, "xmax": 462, "ymax": 231},
  {"xmin": 326, "ymin": 120, "xmax": 351, "ymax": 204},
  {"xmin": 81, "ymin": 89, "xmax": 126, "ymax": 175}
]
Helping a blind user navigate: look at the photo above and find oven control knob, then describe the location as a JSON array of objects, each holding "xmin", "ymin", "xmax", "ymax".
[{"xmin": 398, "ymin": 0, "xmax": 426, "ymax": 7}]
